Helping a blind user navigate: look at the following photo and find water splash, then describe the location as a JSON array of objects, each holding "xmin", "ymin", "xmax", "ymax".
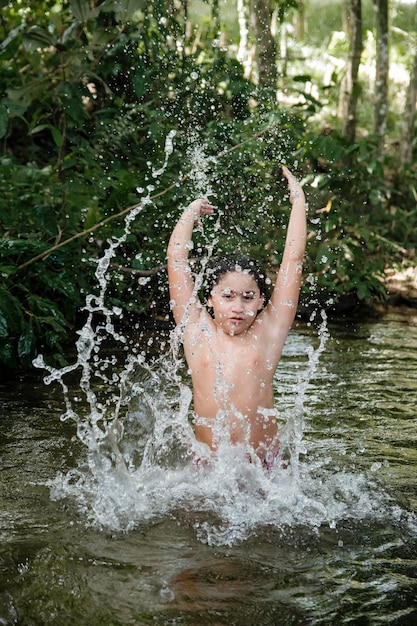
[
  {"xmin": 34, "ymin": 134, "xmax": 400, "ymax": 547},
  {"xmin": 152, "ymin": 129, "xmax": 177, "ymax": 179}
]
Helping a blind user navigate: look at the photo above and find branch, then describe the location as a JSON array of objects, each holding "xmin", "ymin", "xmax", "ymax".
[
  {"xmin": 16, "ymin": 174, "xmax": 188, "ymax": 272},
  {"xmin": 16, "ymin": 123, "xmax": 277, "ymax": 273}
]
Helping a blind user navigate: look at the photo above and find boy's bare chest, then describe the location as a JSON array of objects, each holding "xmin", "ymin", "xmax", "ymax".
[{"xmin": 186, "ymin": 328, "xmax": 267, "ymax": 375}]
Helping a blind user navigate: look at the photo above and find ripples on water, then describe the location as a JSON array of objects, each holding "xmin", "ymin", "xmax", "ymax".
[{"xmin": 1, "ymin": 312, "xmax": 417, "ymax": 625}]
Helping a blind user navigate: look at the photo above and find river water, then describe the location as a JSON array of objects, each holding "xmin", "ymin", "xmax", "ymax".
[{"xmin": 1, "ymin": 310, "xmax": 417, "ymax": 625}]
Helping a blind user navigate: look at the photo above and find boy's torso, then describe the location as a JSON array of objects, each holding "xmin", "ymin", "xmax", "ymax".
[{"xmin": 183, "ymin": 311, "xmax": 280, "ymax": 451}]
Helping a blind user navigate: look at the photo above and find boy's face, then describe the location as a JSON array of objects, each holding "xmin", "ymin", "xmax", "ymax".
[{"xmin": 207, "ymin": 271, "xmax": 264, "ymax": 335}]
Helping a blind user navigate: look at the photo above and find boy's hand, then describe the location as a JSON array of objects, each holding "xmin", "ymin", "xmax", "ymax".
[
  {"xmin": 282, "ymin": 166, "xmax": 304, "ymax": 205},
  {"xmin": 186, "ymin": 198, "xmax": 215, "ymax": 223}
]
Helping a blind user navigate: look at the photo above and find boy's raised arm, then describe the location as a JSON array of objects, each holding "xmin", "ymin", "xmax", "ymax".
[
  {"xmin": 167, "ymin": 198, "xmax": 214, "ymax": 326},
  {"xmin": 269, "ymin": 166, "xmax": 307, "ymax": 328}
]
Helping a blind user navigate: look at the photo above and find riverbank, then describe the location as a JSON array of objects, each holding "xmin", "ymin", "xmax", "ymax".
[{"xmin": 384, "ymin": 266, "xmax": 417, "ymax": 308}]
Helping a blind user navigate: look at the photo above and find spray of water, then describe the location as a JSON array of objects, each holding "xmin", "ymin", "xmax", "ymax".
[{"xmin": 34, "ymin": 133, "xmax": 396, "ymax": 546}]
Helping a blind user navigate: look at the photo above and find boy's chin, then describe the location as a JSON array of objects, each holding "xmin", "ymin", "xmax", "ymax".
[{"xmin": 223, "ymin": 323, "xmax": 250, "ymax": 336}]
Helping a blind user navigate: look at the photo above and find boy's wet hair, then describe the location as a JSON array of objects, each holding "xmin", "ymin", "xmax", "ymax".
[{"xmin": 203, "ymin": 253, "xmax": 271, "ymax": 308}]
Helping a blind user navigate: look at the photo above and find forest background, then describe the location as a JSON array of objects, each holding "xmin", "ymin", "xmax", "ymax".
[{"xmin": 0, "ymin": 0, "xmax": 416, "ymax": 371}]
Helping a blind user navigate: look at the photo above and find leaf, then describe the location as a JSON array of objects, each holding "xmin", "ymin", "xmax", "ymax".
[
  {"xmin": 17, "ymin": 321, "xmax": 36, "ymax": 366},
  {"xmin": 99, "ymin": 0, "xmax": 145, "ymax": 20},
  {"xmin": 1, "ymin": 97, "xmax": 27, "ymax": 119},
  {"xmin": 0, "ymin": 265, "xmax": 19, "ymax": 279},
  {"xmin": 7, "ymin": 78, "xmax": 50, "ymax": 107},
  {"xmin": 27, "ymin": 295, "xmax": 72, "ymax": 329},
  {"xmin": 314, "ymin": 135, "xmax": 346, "ymax": 163},
  {"xmin": 0, "ymin": 311, "xmax": 8, "ymax": 337},
  {"xmin": 0, "ymin": 22, "xmax": 26, "ymax": 52},
  {"xmin": 50, "ymin": 126, "xmax": 63, "ymax": 147},
  {"xmin": 0, "ymin": 102, "xmax": 8, "ymax": 139},
  {"xmin": 69, "ymin": 0, "xmax": 99, "ymax": 22},
  {"xmin": 293, "ymin": 74, "xmax": 313, "ymax": 83},
  {"xmin": 84, "ymin": 204, "xmax": 101, "ymax": 230},
  {"xmin": 0, "ymin": 237, "xmax": 49, "ymax": 259},
  {"xmin": 0, "ymin": 287, "xmax": 23, "ymax": 333},
  {"xmin": 34, "ymin": 205, "xmax": 60, "ymax": 236},
  {"xmin": 133, "ymin": 70, "xmax": 151, "ymax": 99},
  {"xmin": 23, "ymin": 26, "xmax": 56, "ymax": 52},
  {"xmin": 56, "ymin": 81, "xmax": 89, "ymax": 121},
  {"xmin": 30, "ymin": 123, "xmax": 63, "ymax": 147},
  {"xmin": 369, "ymin": 189, "xmax": 382, "ymax": 206},
  {"xmin": 30, "ymin": 123, "xmax": 51, "ymax": 135},
  {"xmin": 0, "ymin": 339, "xmax": 17, "ymax": 369},
  {"xmin": 357, "ymin": 283, "xmax": 370, "ymax": 301}
]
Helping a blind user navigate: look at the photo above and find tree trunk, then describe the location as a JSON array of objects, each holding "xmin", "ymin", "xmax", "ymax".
[
  {"xmin": 251, "ymin": 0, "xmax": 278, "ymax": 92},
  {"xmin": 295, "ymin": 0, "xmax": 305, "ymax": 42},
  {"xmin": 373, "ymin": 0, "xmax": 389, "ymax": 154},
  {"xmin": 400, "ymin": 7, "xmax": 417, "ymax": 165},
  {"xmin": 339, "ymin": 0, "xmax": 363, "ymax": 143},
  {"xmin": 211, "ymin": 0, "xmax": 220, "ymax": 37},
  {"xmin": 237, "ymin": 0, "xmax": 252, "ymax": 78}
]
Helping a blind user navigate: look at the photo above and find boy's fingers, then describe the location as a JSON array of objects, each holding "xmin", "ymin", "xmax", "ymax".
[{"xmin": 201, "ymin": 201, "xmax": 214, "ymax": 213}]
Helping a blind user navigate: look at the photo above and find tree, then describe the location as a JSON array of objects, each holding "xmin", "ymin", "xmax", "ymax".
[
  {"xmin": 373, "ymin": 0, "xmax": 389, "ymax": 154},
  {"xmin": 400, "ymin": 4, "xmax": 417, "ymax": 166},
  {"xmin": 251, "ymin": 0, "xmax": 278, "ymax": 91},
  {"xmin": 237, "ymin": 0, "xmax": 252, "ymax": 78},
  {"xmin": 1, "ymin": 0, "xmax": 417, "ymax": 372},
  {"xmin": 294, "ymin": 0, "xmax": 305, "ymax": 41},
  {"xmin": 339, "ymin": 0, "xmax": 363, "ymax": 143}
]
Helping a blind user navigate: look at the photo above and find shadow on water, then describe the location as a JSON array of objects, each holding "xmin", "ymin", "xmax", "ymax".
[{"xmin": 1, "ymin": 313, "xmax": 417, "ymax": 625}]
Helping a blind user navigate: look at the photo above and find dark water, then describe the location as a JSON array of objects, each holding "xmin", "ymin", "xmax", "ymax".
[{"xmin": 1, "ymin": 311, "xmax": 417, "ymax": 626}]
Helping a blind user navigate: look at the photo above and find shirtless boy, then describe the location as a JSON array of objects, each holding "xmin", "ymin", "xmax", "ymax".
[{"xmin": 167, "ymin": 166, "xmax": 307, "ymax": 466}]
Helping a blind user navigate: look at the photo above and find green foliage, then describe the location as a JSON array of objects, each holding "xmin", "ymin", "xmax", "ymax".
[
  {"xmin": 295, "ymin": 129, "xmax": 416, "ymax": 306},
  {"xmin": 0, "ymin": 0, "xmax": 416, "ymax": 371}
]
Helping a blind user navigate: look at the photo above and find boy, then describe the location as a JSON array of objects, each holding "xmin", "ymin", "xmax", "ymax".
[{"xmin": 167, "ymin": 166, "xmax": 307, "ymax": 466}]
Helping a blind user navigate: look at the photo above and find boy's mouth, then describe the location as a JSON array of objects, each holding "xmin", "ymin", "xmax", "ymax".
[{"xmin": 230, "ymin": 316, "xmax": 244, "ymax": 324}]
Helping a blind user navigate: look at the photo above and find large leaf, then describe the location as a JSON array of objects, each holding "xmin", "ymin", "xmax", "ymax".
[
  {"xmin": 69, "ymin": 0, "xmax": 99, "ymax": 22},
  {"xmin": 30, "ymin": 123, "xmax": 63, "ymax": 148},
  {"xmin": 99, "ymin": 0, "xmax": 145, "ymax": 21},
  {"xmin": 23, "ymin": 26, "xmax": 56, "ymax": 52},
  {"xmin": 0, "ymin": 97, "xmax": 27, "ymax": 121},
  {"xmin": 7, "ymin": 78, "xmax": 50, "ymax": 107}
]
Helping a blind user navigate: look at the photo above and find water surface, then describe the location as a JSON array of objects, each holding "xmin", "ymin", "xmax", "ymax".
[{"xmin": 1, "ymin": 311, "xmax": 416, "ymax": 625}]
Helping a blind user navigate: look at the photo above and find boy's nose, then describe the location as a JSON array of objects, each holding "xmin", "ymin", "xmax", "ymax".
[{"xmin": 232, "ymin": 299, "xmax": 244, "ymax": 313}]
